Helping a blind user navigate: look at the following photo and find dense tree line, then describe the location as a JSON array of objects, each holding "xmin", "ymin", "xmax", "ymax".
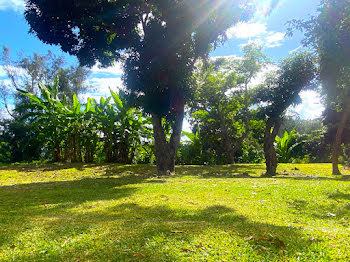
[
  {"xmin": 0, "ymin": 46, "xmax": 333, "ymax": 173},
  {"xmin": 0, "ymin": 0, "xmax": 349, "ymax": 177}
]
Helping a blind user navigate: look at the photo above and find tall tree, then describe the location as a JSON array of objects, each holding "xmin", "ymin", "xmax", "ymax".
[
  {"xmin": 1, "ymin": 46, "xmax": 91, "ymax": 116},
  {"xmin": 254, "ymin": 52, "xmax": 316, "ymax": 176},
  {"xmin": 287, "ymin": 0, "xmax": 350, "ymax": 175},
  {"xmin": 189, "ymin": 44, "xmax": 268, "ymax": 164},
  {"xmin": 24, "ymin": 0, "xmax": 253, "ymax": 175}
]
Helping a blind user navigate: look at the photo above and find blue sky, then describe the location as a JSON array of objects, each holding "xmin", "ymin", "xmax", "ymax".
[{"xmin": 0, "ymin": 0, "xmax": 324, "ymax": 123}]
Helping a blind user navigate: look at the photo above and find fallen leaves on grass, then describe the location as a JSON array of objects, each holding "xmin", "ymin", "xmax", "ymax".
[
  {"xmin": 245, "ymin": 236, "xmax": 255, "ymax": 241},
  {"xmin": 195, "ymin": 243, "xmax": 205, "ymax": 250},
  {"xmin": 61, "ymin": 239, "xmax": 70, "ymax": 247},
  {"xmin": 181, "ymin": 248, "xmax": 195, "ymax": 253},
  {"xmin": 245, "ymin": 235, "xmax": 285, "ymax": 249},
  {"xmin": 133, "ymin": 252, "xmax": 146, "ymax": 258}
]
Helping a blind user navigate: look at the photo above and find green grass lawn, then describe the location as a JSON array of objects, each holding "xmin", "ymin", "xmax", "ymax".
[{"xmin": 0, "ymin": 163, "xmax": 349, "ymax": 261}]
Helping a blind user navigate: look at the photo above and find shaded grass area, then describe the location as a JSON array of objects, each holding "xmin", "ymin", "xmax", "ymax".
[{"xmin": 0, "ymin": 163, "xmax": 349, "ymax": 261}]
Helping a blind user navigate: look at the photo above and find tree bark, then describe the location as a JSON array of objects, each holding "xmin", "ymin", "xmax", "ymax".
[
  {"xmin": 151, "ymin": 105, "xmax": 184, "ymax": 176},
  {"xmin": 263, "ymin": 117, "xmax": 282, "ymax": 177},
  {"xmin": 332, "ymin": 100, "xmax": 350, "ymax": 175}
]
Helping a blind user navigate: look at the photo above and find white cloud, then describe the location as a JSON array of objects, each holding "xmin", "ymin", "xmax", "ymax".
[
  {"xmin": 249, "ymin": 64, "xmax": 279, "ymax": 88},
  {"xmin": 265, "ymin": 32, "xmax": 285, "ymax": 48},
  {"xmin": 0, "ymin": 65, "xmax": 28, "ymax": 80},
  {"xmin": 0, "ymin": 66, "xmax": 5, "ymax": 78},
  {"xmin": 293, "ymin": 90, "xmax": 324, "ymax": 120},
  {"xmin": 226, "ymin": 22, "xmax": 267, "ymax": 39},
  {"xmin": 239, "ymin": 38, "xmax": 264, "ymax": 48},
  {"xmin": 80, "ymin": 76, "xmax": 123, "ymax": 102},
  {"xmin": 79, "ymin": 93, "xmax": 104, "ymax": 103},
  {"xmin": 227, "ymin": 22, "xmax": 285, "ymax": 49},
  {"xmin": 289, "ymin": 46, "xmax": 302, "ymax": 55},
  {"xmin": 0, "ymin": 79, "xmax": 14, "ymax": 88},
  {"xmin": 210, "ymin": 54, "xmax": 241, "ymax": 60},
  {"xmin": 0, "ymin": 105, "xmax": 14, "ymax": 119},
  {"xmin": 0, "ymin": 0, "xmax": 24, "ymax": 12},
  {"xmin": 254, "ymin": 0, "xmax": 285, "ymax": 18},
  {"xmin": 89, "ymin": 77, "xmax": 123, "ymax": 95},
  {"xmin": 209, "ymin": 55, "xmax": 279, "ymax": 89},
  {"xmin": 91, "ymin": 62, "xmax": 123, "ymax": 76},
  {"xmin": 239, "ymin": 31, "xmax": 285, "ymax": 49}
]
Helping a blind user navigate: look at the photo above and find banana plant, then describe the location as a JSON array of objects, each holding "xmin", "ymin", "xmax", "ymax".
[
  {"xmin": 18, "ymin": 80, "xmax": 151, "ymax": 164},
  {"xmin": 91, "ymin": 95, "xmax": 116, "ymax": 162},
  {"xmin": 275, "ymin": 129, "xmax": 302, "ymax": 163},
  {"xmin": 110, "ymin": 89, "xmax": 153, "ymax": 163},
  {"xmin": 18, "ymin": 78, "xmax": 70, "ymax": 161},
  {"xmin": 18, "ymin": 79, "xmax": 100, "ymax": 163},
  {"xmin": 180, "ymin": 130, "xmax": 205, "ymax": 164}
]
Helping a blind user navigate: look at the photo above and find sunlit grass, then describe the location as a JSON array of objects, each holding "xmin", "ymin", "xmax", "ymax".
[{"xmin": 0, "ymin": 163, "xmax": 349, "ymax": 261}]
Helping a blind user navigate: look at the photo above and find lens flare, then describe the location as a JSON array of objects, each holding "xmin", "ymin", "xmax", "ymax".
[{"xmin": 260, "ymin": 0, "xmax": 284, "ymax": 17}]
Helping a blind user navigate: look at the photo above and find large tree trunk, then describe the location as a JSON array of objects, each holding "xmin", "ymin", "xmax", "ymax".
[
  {"xmin": 263, "ymin": 117, "xmax": 282, "ymax": 177},
  {"xmin": 332, "ymin": 100, "xmax": 350, "ymax": 175},
  {"xmin": 151, "ymin": 106, "xmax": 184, "ymax": 176}
]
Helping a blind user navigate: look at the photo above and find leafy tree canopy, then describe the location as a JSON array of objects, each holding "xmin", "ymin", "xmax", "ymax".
[
  {"xmin": 25, "ymin": 0, "xmax": 253, "ymax": 116},
  {"xmin": 254, "ymin": 52, "xmax": 317, "ymax": 119},
  {"xmin": 287, "ymin": 0, "xmax": 350, "ymax": 107}
]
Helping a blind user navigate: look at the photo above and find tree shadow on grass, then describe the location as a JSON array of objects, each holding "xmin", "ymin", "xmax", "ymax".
[
  {"xmin": 0, "ymin": 162, "xmax": 99, "ymax": 172},
  {"xmin": 0, "ymin": 173, "xmax": 165, "ymax": 249},
  {"xmin": 0, "ymin": 162, "xmax": 156, "ymax": 173},
  {"xmin": 274, "ymin": 174, "xmax": 350, "ymax": 182},
  {"xmin": 2, "ymin": 163, "xmax": 350, "ymax": 182},
  {"xmin": 284, "ymin": 190, "xmax": 350, "ymax": 222},
  {"xmin": 175, "ymin": 164, "xmax": 265, "ymax": 178},
  {"xmin": 328, "ymin": 191, "xmax": 350, "ymax": 201},
  {"xmin": 175, "ymin": 165, "xmax": 350, "ymax": 182},
  {"xmin": 4, "ymin": 203, "xmax": 325, "ymax": 261},
  {"xmin": 310, "ymin": 190, "xmax": 350, "ymax": 220},
  {"xmin": 5, "ymin": 163, "xmax": 261, "ymax": 178},
  {"xmin": 102, "ymin": 164, "xmax": 157, "ymax": 177}
]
